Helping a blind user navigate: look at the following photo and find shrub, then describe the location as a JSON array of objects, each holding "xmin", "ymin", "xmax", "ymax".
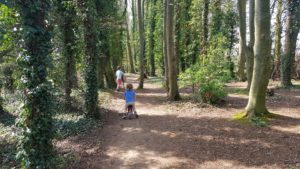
[
  {"xmin": 179, "ymin": 34, "xmax": 231, "ymax": 104},
  {"xmin": 199, "ymin": 80, "xmax": 226, "ymax": 104}
]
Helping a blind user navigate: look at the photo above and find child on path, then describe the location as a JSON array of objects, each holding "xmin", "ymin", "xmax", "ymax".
[
  {"xmin": 115, "ymin": 66, "xmax": 124, "ymax": 91},
  {"xmin": 123, "ymin": 83, "xmax": 138, "ymax": 118}
]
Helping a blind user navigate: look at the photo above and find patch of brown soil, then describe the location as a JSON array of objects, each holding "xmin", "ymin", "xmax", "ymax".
[{"xmin": 57, "ymin": 75, "xmax": 300, "ymax": 169}]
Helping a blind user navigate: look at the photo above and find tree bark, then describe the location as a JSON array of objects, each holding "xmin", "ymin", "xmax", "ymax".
[
  {"xmin": 246, "ymin": 0, "xmax": 255, "ymax": 89},
  {"xmin": 56, "ymin": 0, "xmax": 78, "ymax": 108},
  {"xmin": 126, "ymin": 13, "xmax": 135, "ymax": 73},
  {"xmin": 237, "ymin": 0, "xmax": 247, "ymax": 81},
  {"xmin": 81, "ymin": 0, "xmax": 99, "ymax": 117},
  {"xmin": 201, "ymin": 0, "xmax": 209, "ymax": 56},
  {"xmin": 137, "ymin": 0, "xmax": 145, "ymax": 89},
  {"xmin": 246, "ymin": 0, "xmax": 272, "ymax": 117},
  {"xmin": 164, "ymin": 0, "xmax": 169, "ymax": 93},
  {"xmin": 271, "ymin": 0, "xmax": 283, "ymax": 80},
  {"xmin": 166, "ymin": 0, "xmax": 180, "ymax": 100},
  {"xmin": 281, "ymin": 0, "xmax": 300, "ymax": 87},
  {"xmin": 149, "ymin": 0, "xmax": 157, "ymax": 76}
]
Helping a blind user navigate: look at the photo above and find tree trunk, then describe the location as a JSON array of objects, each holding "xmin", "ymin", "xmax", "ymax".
[
  {"xmin": 166, "ymin": 0, "xmax": 180, "ymax": 100},
  {"xmin": 149, "ymin": 0, "xmax": 157, "ymax": 76},
  {"xmin": 137, "ymin": 0, "xmax": 145, "ymax": 89},
  {"xmin": 17, "ymin": 0, "xmax": 54, "ymax": 167},
  {"xmin": 271, "ymin": 0, "xmax": 283, "ymax": 80},
  {"xmin": 246, "ymin": 0, "xmax": 272, "ymax": 117},
  {"xmin": 57, "ymin": 0, "xmax": 78, "ymax": 108},
  {"xmin": 281, "ymin": 0, "xmax": 300, "ymax": 87},
  {"xmin": 132, "ymin": 0, "xmax": 137, "ymax": 66},
  {"xmin": 126, "ymin": 15, "xmax": 135, "ymax": 73},
  {"xmin": 246, "ymin": 0, "xmax": 255, "ymax": 89},
  {"xmin": 82, "ymin": 0, "xmax": 99, "ymax": 117},
  {"xmin": 201, "ymin": 0, "xmax": 209, "ymax": 56},
  {"xmin": 164, "ymin": 0, "xmax": 169, "ymax": 93},
  {"xmin": 237, "ymin": 0, "xmax": 247, "ymax": 81}
]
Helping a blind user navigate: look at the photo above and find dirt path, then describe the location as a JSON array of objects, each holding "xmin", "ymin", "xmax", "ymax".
[{"xmin": 57, "ymin": 75, "xmax": 300, "ymax": 169}]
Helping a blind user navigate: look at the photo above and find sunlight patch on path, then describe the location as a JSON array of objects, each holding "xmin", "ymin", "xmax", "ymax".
[{"xmin": 106, "ymin": 146, "xmax": 198, "ymax": 169}]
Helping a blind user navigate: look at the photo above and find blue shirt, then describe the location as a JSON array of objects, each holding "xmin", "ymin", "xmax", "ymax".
[{"xmin": 124, "ymin": 90, "xmax": 135, "ymax": 103}]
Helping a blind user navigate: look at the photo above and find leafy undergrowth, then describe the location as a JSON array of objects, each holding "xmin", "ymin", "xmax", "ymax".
[{"xmin": 0, "ymin": 88, "xmax": 111, "ymax": 168}]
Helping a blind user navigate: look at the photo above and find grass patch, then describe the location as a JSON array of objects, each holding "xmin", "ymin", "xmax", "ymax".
[{"xmin": 232, "ymin": 111, "xmax": 271, "ymax": 127}]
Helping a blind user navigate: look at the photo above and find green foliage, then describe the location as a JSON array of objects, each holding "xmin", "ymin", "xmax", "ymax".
[
  {"xmin": 16, "ymin": 0, "xmax": 55, "ymax": 168},
  {"xmin": 0, "ymin": 63, "xmax": 16, "ymax": 91},
  {"xmin": 199, "ymin": 80, "xmax": 226, "ymax": 103},
  {"xmin": 179, "ymin": 35, "xmax": 231, "ymax": 104},
  {"xmin": 79, "ymin": 0, "xmax": 100, "ymax": 118}
]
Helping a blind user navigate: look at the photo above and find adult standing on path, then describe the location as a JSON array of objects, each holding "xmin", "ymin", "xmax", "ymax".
[{"xmin": 116, "ymin": 66, "xmax": 125, "ymax": 91}]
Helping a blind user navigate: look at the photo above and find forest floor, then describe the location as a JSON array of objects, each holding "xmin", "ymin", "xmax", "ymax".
[{"xmin": 56, "ymin": 74, "xmax": 299, "ymax": 169}]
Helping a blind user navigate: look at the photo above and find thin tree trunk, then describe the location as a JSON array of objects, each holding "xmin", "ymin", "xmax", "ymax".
[
  {"xmin": 132, "ymin": 0, "xmax": 137, "ymax": 67},
  {"xmin": 246, "ymin": 0, "xmax": 255, "ymax": 89},
  {"xmin": 164, "ymin": 0, "xmax": 169, "ymax": 93},
  {"xmin": 201, "ymin": 0, "xmax": 209, "ymax": 56},
  {"xmin": 137, "ymin": 0, "xmax": 145, "ymax": 89},
  {"xmin": 149, "ymin": 0, "xmax": 157, "ymax": 76},
  {"xmin": 271, "ymin": 0, "xmax": 283, "ymax": 80},
  {"xmin": 57, "ymin": 0, "xmax": 78, "ymax": 108},
  {"xmin": 281, "ymin": 0, "xmax": 300, "ymax": 87},
  {"xmin": 237, "ymin": 0, "xmax": 247, "ymax": 81},
  {"xmin": 126, "ymin": 14, "xmax": 135, "ymax": 73},
  {"xmin": 166, "ymin": 0, "xmax": 180, "ymax": 100},
  {"xmin": 246, "ymin": 0, "xmax": 272, "ymax": 117}
]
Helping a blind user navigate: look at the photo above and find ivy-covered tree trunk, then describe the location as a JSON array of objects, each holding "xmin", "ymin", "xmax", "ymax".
[
  {"xmin": 17, "ymin": 0, "xmax": 54, "ymax": 167},
  {"xmin": 56, "ymin": 0, "xmax": 78, "ymax": 108},
  {"xmin": 201, "ymin": 0, "xmax": 209, "ymax": 56},
  {"xmin": 237, "ymin": 0, "xmax": 247, "ymax": 81},
  {"xmin": 271, "ymin": 0, "xmax": 283, "ymax": 80},
  {"xmin": 166, "ymin": 0, "xmax": 180, "ymax": 100},
  {"xmin": 137, "ymin": 0, "xmax": 145, "ymax": 89},
  {"xmin": 246, "ymin": 0, "xmax": 255, "ymax": 89},
  {"xmin": 281, "ymin": 0, "xmax": 300, "ymax": 87},
  {"xmin": 81, "ymin": 0, "xmax": 99, "ymax": 117},
  {"xmin": 246, "ymin": 0, "xmax": 272, "ymax": 117},
  {"xmin": 148, "ymin": 0, "xmax": 157, "ymax": 76}
]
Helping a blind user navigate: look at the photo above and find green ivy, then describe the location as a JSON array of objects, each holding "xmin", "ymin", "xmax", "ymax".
[
  {"xmin": 16, "ymin": 0, "xmax": 55, "ymax": 168},
  {"xmin": 78, "ymin": 0, "xmax": 100, "ymax": 118}
]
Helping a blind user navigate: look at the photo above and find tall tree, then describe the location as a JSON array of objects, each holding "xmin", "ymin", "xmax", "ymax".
[
  {"xmin": 201, "ymin": 0, "xmax": 210, "ymax": 56},
  {"xmin": 137, "ymin": 0, "xmax": 145, "ymax": 89},
  {"xmin": 148, "ymin": 0, "xmax": 157, "ymax": 76},
  {"xmin": 281, "ymin": 0, "xmax": 300, "ymax": 87},
  {"xmin": 17, "ymin": 0, "xmax": 54, "ymax": 167},
  {"xmin": 56, "ymin": 0, "xmax": 78, "ymax": 108},
  {"xmin": 79, "ymin": 0, "xmax": 99, "ymax": 117},
  {"xmin": 245, "ymin": 0, "xmax": 272, "ymax": 117},
  {"xmin": 164, "ymin": 0, "xmax": 169, "ymax": 92},
  {"xmin": 125, "ymin": 0, "xmax": 135, "ymax": 73},
  {"xmin": 271, "ymin": 0, "xmax": 283, "ymax": 79},
  {"xmin": 246, "ymin": 0, "xmax": 255, "ymax": 89},
  {"xmin": 166, "ymin": 0, "xmax": 180, "ymax": 100},
  {"xmin": 237, "ymin": 0, "xmax": 247, "ymax": 81}
]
